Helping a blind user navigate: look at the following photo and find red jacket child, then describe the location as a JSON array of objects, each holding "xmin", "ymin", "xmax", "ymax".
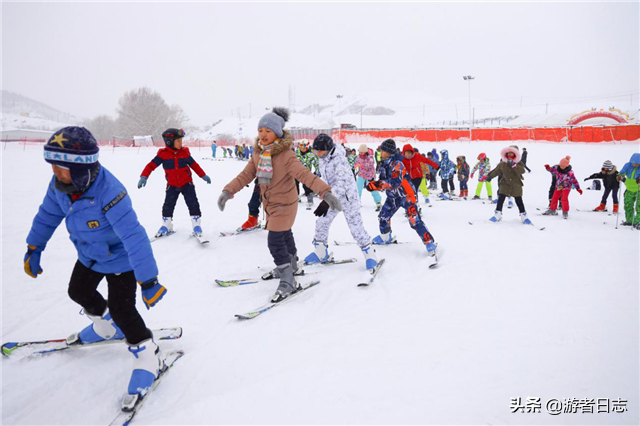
[
  {"xmin": 141, "ymin": 146, "xmax": 206, "ymax": 188},
  {"xmin": 401, "ymin": 144, "xmax": 439, "ymax": 180}
]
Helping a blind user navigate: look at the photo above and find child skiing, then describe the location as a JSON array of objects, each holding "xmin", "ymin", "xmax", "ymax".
[
  {"xmin": 401, "ymin": 144, "xmax": 440, "ymax": 204},
  {"xmin": 437, "ymin": 149, "xmax": 456, "ymax": 199},
  {"xmin": 543, "ymin": 156, "xmax": 582, "ymax": 219},
  {"xmin": 456, "ymin": 155, "xmax": 470, "ymax": 199},
  {"xmin": 138, "ymin": 128, "xmax": 211, "ymax": 238},
  {"xmin": 217, "ymin": 108, "xmax": 342, "ymax": 302},
  {"xmin": 584, "ymin": 160, "xmax": 620, "ymax": 212},
  {"xmin": 366, "ymin": 139, "xmax": 437, "ymax": 258},
  {"xmin": 303, "ymin": 135, "xmax": 380, "ymax": 273},
  {"xmin": 470, "ymin": 153, "xmax": 492, "ymax": 200},
  {"xmin": 617, "ymin": 153, "xmax": 640, "ymax": 228},
  {"xmin": 486, "ymin": 146, "xmax": 532, "ymax": 224},
  {"xmin": 296, "ymin": 139, "xmax": 320, "ymax": 209},
  {"xmin": 24, "ymin": 127, "xmax": 168, "ymax": 410},
  {"xmin": 354, "ymin": 144, "xmax": 382, "ymax": 211}
]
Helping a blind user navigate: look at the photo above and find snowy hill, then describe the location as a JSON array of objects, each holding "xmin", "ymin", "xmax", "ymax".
[
  {"xmin": 1, "ymin": 90, "xmax": 79, "ymax": 130},
  {"xmin": 1, "ymin": 141, "xmax": 638, "ymax": 425}
]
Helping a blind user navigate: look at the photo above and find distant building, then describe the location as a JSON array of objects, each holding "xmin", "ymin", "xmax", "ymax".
[{"xmin": 1, "ymin": 129, "xmax": 54, "ymax": 142}]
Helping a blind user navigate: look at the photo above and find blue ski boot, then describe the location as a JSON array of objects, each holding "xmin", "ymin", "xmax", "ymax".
[
  {"xmin": 75, "ymin": 308, "xmax": 124, "ymax": 344},
  {"xmin": 122, "ymin": 338, "xmax": 164, "ymax": 412},
  {"xmin": 361, "ymin": 243, "xmax": 379, "ymax": 271},
  {"xmin": 520, "ymin": 212, "xmax": 532, "ymax": 225},
  {"xmin": 304, "ymin": 240, "xmax": 330, "ymax": 264},
  {"xmin": 489, "ymin": 211, "xmax": 502, "ymax": 223},
  {"xmin": 191, "ymin": 215, "xmax": 203, "ymax": 237},
  {"xmin": 372, "ymin": 232, "xmax": 396, "ymax": 245},
  {"xmin": 156, "ymin": 217, "xmax": 173, "ymax": 238}
]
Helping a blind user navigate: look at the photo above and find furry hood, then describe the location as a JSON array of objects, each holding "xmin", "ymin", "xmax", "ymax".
[
  {"xmin": 253, "ymin": 129, "xmax": 293, "ymax": 157},
  {"xmin": 604, "ymin": 165, "xmax": 618, "ymax": 175},
  {"xmin": 500, "ymin": 146, "xmax": 521, "ymax": 163}
]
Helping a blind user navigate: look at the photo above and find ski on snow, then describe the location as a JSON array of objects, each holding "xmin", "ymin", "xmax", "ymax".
[
  {"xmin": 468, "ymin": 221, "xmax": 545, "ymax": 231},
  {"xmin": 357, "ymin": 259, "xmax": 386, "ymax": 287},
  {"xmin": 334, "ymin": 240, "xmax": 413, "ymax": 246},
  {"xmin": 109, "ymin": 350, "xmax": 184, "ymax": 426},
  {"xmin": 2, "ymin": 327, "xmax": 183, "ymax": 358},
  {"xmin": 219, "ymin": 225, "xmax": 263, "ymax": 237},
  {"xmin": 235, "ymin": 280, "xmax": 321, "ymax": 320},
  {"xmin": 192, "ymin": 233, "xmax": 210, "ymax": 245},
  {"xmin": 150, "ymin": 231, "xmax": 175, "ymax": 243}
]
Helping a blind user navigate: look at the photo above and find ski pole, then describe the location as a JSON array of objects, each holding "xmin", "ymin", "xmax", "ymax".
[{"xmin": 615, "ymin": 185, "xmax": 622, "ymax": 229}]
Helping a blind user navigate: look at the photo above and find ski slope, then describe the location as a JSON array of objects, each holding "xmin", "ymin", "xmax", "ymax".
[{"xmin": 1, "ymin": 141, "xmax": 638, "ymax": 425}]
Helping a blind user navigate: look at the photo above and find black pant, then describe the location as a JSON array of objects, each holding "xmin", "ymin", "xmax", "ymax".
[
  {"xmin": 460, "ymin": 179, "xmax": 468, "ymax": 190},
  {"xmin": 267, "ymin": 229, "xmax": 297, "ymax": 266},
  {"xmin": 248, "ymin": 181, "xmax": 262, "ymax": 216},
  {"xmin": 601, "ymin": 186, "xmax": 619, "ymax": 204},
  {"xmin": 496, "ymin": 194, "xmax": 525, "ymax": 213},
  {"xmin": 410, "ymin": 177, "xmax": 423, "ymax": 195},
  {"xmin": 67, "ymin": 261, "xmax": 151, "ymax": 345},
  {"xmin": 441, "ymin": 178, "xmax": 451, "ymax": 193},
  {"xmin": 449, "ymin": 177, "xmax": 455, "ymax": 191},
  {"xmin": 162, "ymin": 182, "xmax": 201, "ymax": 218}
]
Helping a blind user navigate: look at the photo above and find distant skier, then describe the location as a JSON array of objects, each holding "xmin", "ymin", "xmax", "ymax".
[
  {"xmin": 217, "ymin": 108, "xmax": 342, "ymax": 302},
  {"xmin": 24, "ymin": 126, "xmax": 167, "ymax": 411},
  {"xmin": 303, "ymin": 134, "xmax": 379, "ymax": 273},
  {"xmin": 486, "ymin": 145, "xmax": 532, "ymax": 224},
  {"xmin": 401, "ymin": 144, "xmax": 440, "ymax": 204},
  {"xmin": 211, "ymin": 140, "xmax": 217, "ymax": 158},
  {"xmin": 542, "ymin": 156, "xmax": 582, "ymax": 219},
  {"xmin": 437, "ymin": 149, "xmax": 456, "ymax": 200},
  {"xmin": 354, "ymin": 144, "xmax": 382, "ymax": 211},
  {"xmin": 456, "ymin": 155, "xmax": 470, "ymax": 199},
  {"xmin": 296, "ymin": 139, "xmax": 320, "ymax": 209},
  {"xmin": 521, "ymin": 147, "xmax": 531, "ymax": 172},
  {"xmin": 584, "ymin": 160, "xmax": 620, "ymax": 212},
  {"xmin": 617, "ymin": 153, "xmax": 640, "ymax": 228},
  {"xmin": 138, "ymin": 128, "xmax": 211, "ymax": 237},
  {"xmin": 366, "ymin": 139, "xmax": 437, "ymax": 257},
  {"xmin": 470, "ymin": 153, "xmax": 492, "ymax": 200},
  {"xmin": 426, "ymin": 150, "xmax": 438, "ymax": 190}
]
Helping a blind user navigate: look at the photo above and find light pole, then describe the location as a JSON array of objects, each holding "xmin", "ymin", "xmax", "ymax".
[
  {"xmin": 463, "ymin": 75, "xmax": 475, "ymax": 141},
  {"xmin": 336, "ymin": 95, "xmax": 343, "ymax": 141}
]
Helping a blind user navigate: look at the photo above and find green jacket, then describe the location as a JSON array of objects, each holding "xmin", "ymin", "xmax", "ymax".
[
  {"xmin": 487, "ymin": 161, "xmax": 526, "ymax": 197},
  {"xmin": 297, "ymin": 149, "xmax": 319, "ymax": 173}
]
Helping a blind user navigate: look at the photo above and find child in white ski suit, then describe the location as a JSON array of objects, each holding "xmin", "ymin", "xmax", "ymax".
[{"xmin": 304, "ymin": 134, "xmax": 379, "ymax": 272}]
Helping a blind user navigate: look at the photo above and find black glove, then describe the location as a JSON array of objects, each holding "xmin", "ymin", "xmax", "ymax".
[{"xmin": 314, "ymin": 201, "xmax": 330, "ymax": 217}]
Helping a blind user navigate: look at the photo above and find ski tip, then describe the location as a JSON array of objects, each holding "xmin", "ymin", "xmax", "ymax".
[{"xmin": 2, "ymin": 343, "xmax": 18, "ymax": 357}]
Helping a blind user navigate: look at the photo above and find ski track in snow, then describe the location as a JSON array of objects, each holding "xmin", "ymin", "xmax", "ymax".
[{"xmin": 2, "ymin": 142, "xmax": 639, "ymax": 425}]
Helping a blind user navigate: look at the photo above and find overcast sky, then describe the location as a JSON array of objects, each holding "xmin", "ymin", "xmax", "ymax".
[{"xmin": 2, "ymin": 1, "xmax": 638, "ymax": 126}]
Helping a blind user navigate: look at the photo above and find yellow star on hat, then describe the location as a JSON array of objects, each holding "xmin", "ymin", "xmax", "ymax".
[{"xmin": 50, "ymin": 132, "xmax": 68, "ymax": 148}]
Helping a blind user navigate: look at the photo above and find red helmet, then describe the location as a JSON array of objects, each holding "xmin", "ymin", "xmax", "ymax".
[{"xmin": 478, "ymin": 153, "xmax": 486, "ymax": 160}]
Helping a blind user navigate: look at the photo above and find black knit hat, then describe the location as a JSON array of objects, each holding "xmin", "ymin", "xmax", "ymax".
[
  {"xmin": 44, "ymin": 126, "xmax": 100, "ymax": 192},
  {"xmin": 313, "ymin": 133, "xmax": 334, "ymax": 151},
  {"xmin": 380, "ymin": 139, "xmax": 396, "ymax": 154}
]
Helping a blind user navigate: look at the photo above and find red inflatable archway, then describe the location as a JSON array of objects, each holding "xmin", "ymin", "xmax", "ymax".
[{"xmin": 567, "ymin": 111, "xmax": 629, "ymax": 125}]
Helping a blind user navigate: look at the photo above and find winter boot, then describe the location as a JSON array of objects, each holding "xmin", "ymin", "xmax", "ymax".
[
  {"xmin": 440, "ymin": 192, "xmax": 451, "ymax": 200},
  {"xmin": 635, "ymin": 223, "xmax": 640, "ymax": 230},
  {"xmin": 563, "ymin": 211, "xmax": 569, "ymax": 219},
  {"xmin": 122, "ymin": 338, "xmax": 164, "ymax": 412},
  {"xmin": 424, "ymin": 197, "xmax": 430, "ymax": 204},
  {"xmin": 73, "ymin": 308, "xmax": 124, "ymax": 344},
  {"xmin": 594, "ymin": 203, "xmax": 606, "ymax": 212},
  {"xmin": 613, "ymin": 204, "xmax": 619, "ymax": 213},
  {"xmin": 508, "ymin": 198, "xmax": 514, "ymax": 208},
  {"xmin": 239, "ymin": 214, "xmax": 259, "ymax": 231},
  {"xmin": 361, "ymin": 243, "xmax": 378, "ymax": 271},
  {"xmin": 621, "ymin": 221, "xmax": 632, "ymax": 226},
  {"xmin": 303, "ymin": 240, "xmax": 330, "ymax": 264},
  {"xmin": 191, "ymin": 215, "xmax": 203, "ymax": 237},
  {"xmin": 472, "ymin": 195, "xmax": 480, "ymax": 200},
  {"xmin": 542, "ymin": 209, "xmax": 558, "ymax": 216},
  {"xmin": 491, "ymin": 197, "xmax": 497, "ymax": 204},
  {"xmin": 156, "ymin": 217, "xmax": 173, "ymax": 237},
  {"xmin": 271, "ymin": 264, "xmax": 300, "ymax": 303},
  {"xmin": 489, "ymin": 211, "xmax": 502, "ymax": 223},
  {"xmin": 375, "ymin": 202, "xmax": 382, "ymax": 212},
  {"xmin": 458, "ymin": 191, "xmax": 464, "ymax": 198},
  {"xmin": 425, "ymin": 242, "xmax": 437, "ymax": 257},
  {"xmin": 520, "ymin": 212, "xmax": 532, "ymax": 225},
  {"xmin": 372, "ymin": 232, "xmax": 396, "ymax": 245}
]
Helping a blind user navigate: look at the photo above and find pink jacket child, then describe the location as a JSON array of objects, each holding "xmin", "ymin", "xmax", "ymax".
[{"xmin": 544, "ymin": 155, "xmax": 583, "ymax": 217}]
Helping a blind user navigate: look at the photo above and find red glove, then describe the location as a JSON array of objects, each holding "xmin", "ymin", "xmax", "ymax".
[
  {"xmin": 470, "ymin": 173, "xmax": 474, "ymax": 179},
  {"xmin": 544, "ymin": 164, "xmax": 550, "ymax": 170},
  {"xmin": 366, "ymin": 181, "xmax": 382, "ymax": 192},
  {"xmin": 577, "ymin": 188, "xmax": 583, "ymax": 195}
]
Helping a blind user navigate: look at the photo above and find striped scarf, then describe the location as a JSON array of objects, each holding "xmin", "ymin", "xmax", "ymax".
[{"xmin": 256, "ymin": 141, "xmax": 277, "ymax": 184}]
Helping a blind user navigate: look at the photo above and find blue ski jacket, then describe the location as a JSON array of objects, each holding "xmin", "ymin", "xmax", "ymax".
[{"xmin": 27, "ymin": 166, "xmax": 158, "ymax": 282}]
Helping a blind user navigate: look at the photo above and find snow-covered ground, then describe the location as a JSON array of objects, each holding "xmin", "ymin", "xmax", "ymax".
[{"xmin": 1, "ymin": 141, "xmax": 638, "ymax": 425}]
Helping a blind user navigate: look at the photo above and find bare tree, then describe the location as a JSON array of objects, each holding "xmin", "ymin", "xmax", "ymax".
[
  {"xmin": 82, "ymin": 114, "xmax": 118, "ymax": 141},
  {"xmin": 116, "ymin": 87, "xmax": 188, "ymax": 139}
]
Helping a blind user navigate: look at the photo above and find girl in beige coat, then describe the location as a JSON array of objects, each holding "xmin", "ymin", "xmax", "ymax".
[{"xmin": 217, "ymin": 108, "xmax": 342, "ymax": 302}]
